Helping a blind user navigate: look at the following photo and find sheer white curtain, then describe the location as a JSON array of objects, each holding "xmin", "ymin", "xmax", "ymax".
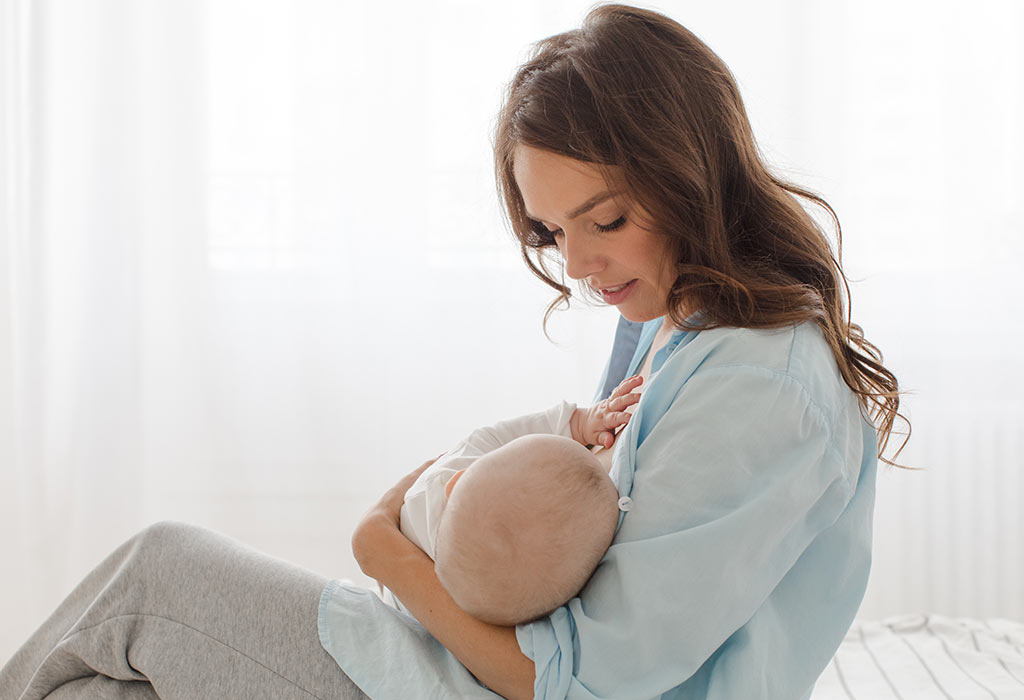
[
  {"xmin": 1, "ymin": 0, "xmax": 217, "ymax": 647},
  {"xmin": 2, "ymin": 0, "xmax": 1022, "ymax": 663}
]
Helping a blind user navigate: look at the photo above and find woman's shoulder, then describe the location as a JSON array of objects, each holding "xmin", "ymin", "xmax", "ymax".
[
  {"xmin": 674, "ymin": 321, "xmax": 853, "ymax": 419},
  {"xmin": 644, "ymin": 321, "xmax": 870, "ymax": 483}
]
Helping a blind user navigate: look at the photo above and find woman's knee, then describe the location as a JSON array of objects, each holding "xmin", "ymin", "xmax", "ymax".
[
  {"xmin": 126, "ymin": 520, "xmax": 209, "ymax": 568},
  {"xmin": 107, "ymin": 521, "xmax": 234, "ymax": 603},
  {"xmin": 135, "ymin": 519, "xmax": 203, "ymax": 544}
]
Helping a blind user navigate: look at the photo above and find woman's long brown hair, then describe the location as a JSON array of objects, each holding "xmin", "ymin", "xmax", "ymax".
[{"xmin": 494, "ymin": 4, "xmax": 910, "ymax": 467}]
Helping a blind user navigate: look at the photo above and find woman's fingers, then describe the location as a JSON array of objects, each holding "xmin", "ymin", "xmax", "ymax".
[
  {"xmin": 377, "ymin": 457, "xmax": 440, "ymax": 517},
  {"xmin": 394, "ymin": 458, "xmax": 438, "ymax": 493}
]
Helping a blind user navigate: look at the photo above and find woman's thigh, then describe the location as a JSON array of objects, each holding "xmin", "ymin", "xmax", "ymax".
[{"xmin": 1, "ymin": 521, "xmax": 368, "ymax": 700}]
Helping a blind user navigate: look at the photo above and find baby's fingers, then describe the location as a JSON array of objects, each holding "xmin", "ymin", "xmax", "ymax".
[
  {"xmin": 607, "ymin": 390, "xmax": 642, "ymax": 413},
  {"xmin": 608, "ymin": 374, "xmax": 643, "ymax": 398},
  {"xmin": 602, "ymin": 410, "xmax": 634, "ymax": 430}
]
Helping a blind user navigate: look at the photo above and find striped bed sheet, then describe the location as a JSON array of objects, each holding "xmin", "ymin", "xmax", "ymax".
[{"xmin": 812, "ymin": 615, "xmax": 1024, "ymax": 699}]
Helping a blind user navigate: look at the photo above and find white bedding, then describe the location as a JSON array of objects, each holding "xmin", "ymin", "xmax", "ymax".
[{"xmin": 812, "ymin": 615, "xmax": 1024, "ymax": 699}]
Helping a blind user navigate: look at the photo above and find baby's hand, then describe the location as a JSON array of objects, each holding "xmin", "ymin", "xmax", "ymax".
[{"xmin": 570, "ymin": 374, "xmax": 643, "ymax": 449}]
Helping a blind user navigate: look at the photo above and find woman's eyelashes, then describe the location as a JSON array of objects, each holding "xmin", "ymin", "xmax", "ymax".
[
  {"xmin": 528, "ymin": 216, "xmax": 626, "ymax": 245},
  {"xmin": 595, "ymin": 215, "xmax": 627, "ymax": 233}
]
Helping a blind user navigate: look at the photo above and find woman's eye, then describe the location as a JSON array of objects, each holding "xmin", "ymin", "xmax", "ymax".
[
  {"xmin": 595, "ymin": 216, "xmax": 626, "ymax": 233},
  {"xmin": 527, "ymin": 215, "xmax": 622, "ymax": 246}
]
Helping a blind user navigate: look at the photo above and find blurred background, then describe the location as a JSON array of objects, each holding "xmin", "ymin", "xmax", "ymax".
[{"xmin": 2, "ymin": 0, "xmax": 1022, "ymax": 663}]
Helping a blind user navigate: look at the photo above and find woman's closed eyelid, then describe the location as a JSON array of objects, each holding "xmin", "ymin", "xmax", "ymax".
[
  {"xmin": 541, "ymin": 215, "xmax": 626, "ymax": 234},
  {"xmin": 595, "ymin": 215, "xmax": 627, "ymax": 232}
]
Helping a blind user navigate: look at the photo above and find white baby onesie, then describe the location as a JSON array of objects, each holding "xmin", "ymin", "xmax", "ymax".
[{"xmin": 399, "ymin": 400, "xmax": 577, "ymax": 559}]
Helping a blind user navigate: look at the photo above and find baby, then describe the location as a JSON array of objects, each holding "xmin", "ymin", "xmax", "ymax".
[{"xmin": 392, "ymin": 375, "xmax": 642, "ymax": 626}]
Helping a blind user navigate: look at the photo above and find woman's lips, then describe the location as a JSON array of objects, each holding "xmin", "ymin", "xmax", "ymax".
[{"xmin": 598, "ymin": 279, "xmax": 637, "ymax": 304}]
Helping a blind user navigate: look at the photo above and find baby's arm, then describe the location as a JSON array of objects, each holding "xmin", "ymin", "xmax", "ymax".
[
  {"xmin": 570, "ymin": 374, "xmax": 643, "ymax": 449},
  {"xmin": 454, "ymin": 401, "xmax": 577, "ymax": 457}
]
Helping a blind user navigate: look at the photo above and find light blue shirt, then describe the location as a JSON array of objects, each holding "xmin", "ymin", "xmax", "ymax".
[{"xmin": 318, "ymin": 316, "xmax": 877, "ymax": 700}]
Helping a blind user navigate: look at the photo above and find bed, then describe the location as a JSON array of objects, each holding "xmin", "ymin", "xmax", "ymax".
[{"xmin": 811, "ymin": 615, "xmax": 1024, "ymax": 699}]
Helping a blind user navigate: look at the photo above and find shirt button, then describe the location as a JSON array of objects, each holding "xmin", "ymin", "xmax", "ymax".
[{"xmin": 617, "ymin": 496, "xmax": 633, "ymax": 512}]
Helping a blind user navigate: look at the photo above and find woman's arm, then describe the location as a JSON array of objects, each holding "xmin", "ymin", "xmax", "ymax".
[{"xmin": 351, "ymin": 463, "xmax": 535, "ymax": 700}]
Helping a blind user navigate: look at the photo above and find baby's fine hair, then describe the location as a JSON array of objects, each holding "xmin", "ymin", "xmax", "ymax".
[{"xmin": 434, "ymin": 434, "xmax": 619, "ymax": 626}]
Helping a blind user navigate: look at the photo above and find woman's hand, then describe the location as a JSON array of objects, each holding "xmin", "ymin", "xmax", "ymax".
[
  {"xmin": 350, "ymin": 456, "xmax": 438, "ymax": 581},
  {"xmin": 352, "ymin": 453, "xmax": 536, "ymax": 700},
  {"xmin": 571, "ymin": 374, "xmax": 643, "ymax": 449}
]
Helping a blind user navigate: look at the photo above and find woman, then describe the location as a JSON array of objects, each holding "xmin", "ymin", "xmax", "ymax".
[{"xmin": 0, "ymin": 5, "xmax": 904, "ymax": 700}]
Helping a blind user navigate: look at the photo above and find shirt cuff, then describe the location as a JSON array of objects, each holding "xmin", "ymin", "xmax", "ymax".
[{"xmin": 516, "ymin": 606, "xmax": 577, "ymax": 700}]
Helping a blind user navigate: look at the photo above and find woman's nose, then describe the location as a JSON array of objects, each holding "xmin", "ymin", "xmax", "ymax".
[{"xmin": 559, "ymin": 231, "xmax": 604, "ymax": 281}]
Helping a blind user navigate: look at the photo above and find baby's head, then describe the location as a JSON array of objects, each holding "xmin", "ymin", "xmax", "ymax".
[{"xmin": 434, "ymin": 434, "xmax": 619, "ymax": 626}]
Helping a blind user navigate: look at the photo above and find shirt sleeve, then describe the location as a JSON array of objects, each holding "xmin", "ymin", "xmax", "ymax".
[{"xmin": 516, "ymin": 365, "xmax": 863, "ymax": 700}]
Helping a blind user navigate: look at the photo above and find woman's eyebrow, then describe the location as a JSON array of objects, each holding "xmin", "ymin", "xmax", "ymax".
[
  {"xmin": 527, "ymin": 190, "xmax": 616, "ymax": 222},
  {"xmin": 567, "ymin": 191, "xmax": 616, "ymax": 219}
]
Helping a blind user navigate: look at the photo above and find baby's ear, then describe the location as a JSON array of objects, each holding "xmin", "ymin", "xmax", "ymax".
[{"xmin": 444, "ymin": 469, "xmax": 467, "ymax": 499}]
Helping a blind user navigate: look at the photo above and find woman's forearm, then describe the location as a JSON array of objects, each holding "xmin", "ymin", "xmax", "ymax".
[{"xmin": 358, "ymin": 517, "xmax": 535, "ymax": 700}]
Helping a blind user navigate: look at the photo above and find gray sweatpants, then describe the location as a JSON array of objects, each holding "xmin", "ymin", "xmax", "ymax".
[{"xmin": 0, "ymin": 521, "xmax": 369, "ymax": 700}]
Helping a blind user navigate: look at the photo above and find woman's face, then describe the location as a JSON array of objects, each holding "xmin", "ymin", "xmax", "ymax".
[{"xmin": 512, "ymin": 145, "xmax": 677, "ymax": 323}]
